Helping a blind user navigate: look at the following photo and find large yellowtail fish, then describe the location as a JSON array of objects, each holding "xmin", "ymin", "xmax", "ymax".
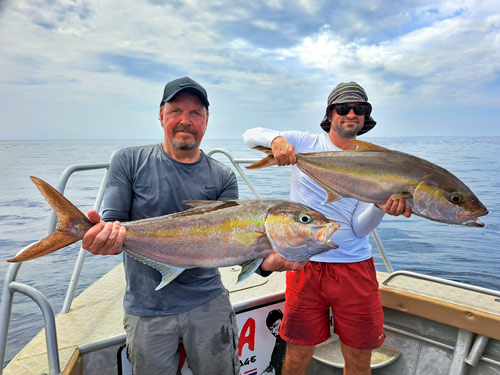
[
  {"xmin": 8, "ymin": 177, "xmax": 340, "ymax": 289},
  {"xmin": 247, "ymin": 140, "xmax": 488, "ymax": 227}
]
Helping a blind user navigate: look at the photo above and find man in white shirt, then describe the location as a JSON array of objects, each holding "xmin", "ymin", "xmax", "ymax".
[{"xmin": 242, "ymin": 82, "xmax": 411, "ymax": 375}]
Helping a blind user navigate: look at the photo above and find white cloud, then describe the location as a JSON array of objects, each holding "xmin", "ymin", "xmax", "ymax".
[
  {"xmin": 289, "ymin": 2, "xmax": 500, "ymax": 106},
  {"xmin": 0, "ymin": 0, "xmax": 499, "ymax": 139}
]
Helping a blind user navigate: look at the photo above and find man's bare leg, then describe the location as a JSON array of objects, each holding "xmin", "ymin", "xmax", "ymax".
[
  {"xmin": 282, "ymin": 343, "xmax": 315, "ymax": 375},
  {"xmin": 341, "ymin": 343, "xmax": 372, "ymax": 375}
]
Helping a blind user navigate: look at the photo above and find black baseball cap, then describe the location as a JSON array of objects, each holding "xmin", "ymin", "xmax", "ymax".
[{"xmin": 160, "ymin": 77, "xmax": 209, "ymax": 108}]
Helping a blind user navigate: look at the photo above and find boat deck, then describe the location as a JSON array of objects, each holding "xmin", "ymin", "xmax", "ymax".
[
  {"xmin": 3, "ymin": 264, "xmax": 287, "ymax": 375},
  {"xmin": 3, "ymin": 265, "xmax": 126, "ymax": 375},
  {"xmin": 3, "ymin": 264, "xmax": 500, "ymax": 374}
]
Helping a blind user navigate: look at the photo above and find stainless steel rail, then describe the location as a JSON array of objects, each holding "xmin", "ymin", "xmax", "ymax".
[
  {"xmin": 0, "ymin": 162, "xmax": 111, "ymax": 375},
  {"xmin": 206, "ymin": 149, "xmax": 263, "ymax": 198},
  {"xmin": 59, "ymin": 155, "xmax": 118, "ymax": 313},
  {"xmin": 381, "ymin": 270, "xmax": 500, "ymax": 298}
]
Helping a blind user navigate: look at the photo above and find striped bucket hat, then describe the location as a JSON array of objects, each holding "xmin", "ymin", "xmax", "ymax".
[{"xmin": 320, "ymin": 81, "xmax": 376, "ymax": 135}]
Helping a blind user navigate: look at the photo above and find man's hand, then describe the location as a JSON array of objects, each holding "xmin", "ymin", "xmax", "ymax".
[
  {"xmin": 271, "ymin": 136, "xmax": 296, "ymax": 166},
  {"xmin": 82, "ymin": 210, "xmax": 126, "ymax": 255},
  {"xmin": 261, "ymin": 253, "xmax": 307, "ymax": 272},
  {"xmin": 376, "ymin": 197, "xmax": 412, "ymax": 218}
]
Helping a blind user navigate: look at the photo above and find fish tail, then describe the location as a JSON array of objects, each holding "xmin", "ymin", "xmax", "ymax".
[
  {"xmin": 246, "ymin": 146, "xmax": 277, "ymax": 169},
  {"xmin": 8, "ymin": 177, "xmax": 93, "ymax": 263}
]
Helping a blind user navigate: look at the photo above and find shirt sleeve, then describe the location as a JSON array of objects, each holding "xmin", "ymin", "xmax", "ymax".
[
  {"xmin": 351, "ymin": 202, "xmax": 385, "ymax": 238},
  {"xmin": 101, "ymin": 150, "xmax": 133, "ymax": 222},
  {"xmin": 217, "ymin": 168, "xmax": 239, "ymax": 201},
  {"xmin": 242, "ymin": 127, "xmax": 282, "ymax": 148}
]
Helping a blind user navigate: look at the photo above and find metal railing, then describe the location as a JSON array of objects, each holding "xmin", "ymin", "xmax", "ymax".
[
  {"xmin": 0, "ymin": 161, "xmax": 112, "ymax": 375},
  {"xmin": 381, "ymin": 270, "xmax": 500, "ymax": 298}
]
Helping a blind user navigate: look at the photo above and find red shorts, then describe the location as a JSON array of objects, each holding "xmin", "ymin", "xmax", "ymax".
[{"xmin": 280, "ymin": 258, "xmax": 385, "ymax": 349}]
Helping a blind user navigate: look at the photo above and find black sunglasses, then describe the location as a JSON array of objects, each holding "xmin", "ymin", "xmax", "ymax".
[{"xmin": 331, "ymin": 103, "xmax": 372, "ymax": 116}]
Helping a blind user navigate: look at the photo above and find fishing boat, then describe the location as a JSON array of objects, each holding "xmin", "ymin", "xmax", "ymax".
[{"xmin": 1, "ymin": 149, "xmax": 499, "ymax": 375}]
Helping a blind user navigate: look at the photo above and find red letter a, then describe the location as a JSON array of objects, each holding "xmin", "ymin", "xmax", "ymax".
[{"xmin": 238, "ymin": 318, "xmax": 255, "ymax": 356}]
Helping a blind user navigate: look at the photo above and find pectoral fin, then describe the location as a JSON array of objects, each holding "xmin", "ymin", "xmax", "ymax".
[
  {"xmin": 233, "ymin": 232, "xmax": 266, "ymax": 246},
  {"xmin": 323, "ymin": 190, "xmax": 344, "ymax": 204},
  {"xmin": 297, "ymin": 166, "xmax": 344, "ymax": 204},
  {"xmin": 123, "ymin": 246, "xmax": 184, "ymax": 290},
  {"xmin": 390, "ymin": 192, "xmax": 413, "ymax": 200},
  {"xmin": 237, "ymin": 258, "xmax": 264, "ymax": 284}
]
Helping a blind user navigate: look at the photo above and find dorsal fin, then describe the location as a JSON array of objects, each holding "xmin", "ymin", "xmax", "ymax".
[
  {"xmin": 352, "ymin": 140, "xmax": 389, "ymax": 151},
  {"xmin": 182, "ymin": 200, "xmax": 220, "ymax": 208},
  {"xmin": 178, "ymin": 200, "xmax": 241, "ymax": 216}
]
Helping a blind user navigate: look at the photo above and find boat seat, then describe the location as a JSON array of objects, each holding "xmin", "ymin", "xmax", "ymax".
[{"xmin": 312, "ymin": 336, "xmax": 401, "ymax": 369}]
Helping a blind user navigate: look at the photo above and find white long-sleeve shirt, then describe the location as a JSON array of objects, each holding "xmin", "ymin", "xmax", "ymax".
[{"xmin": 242, "ymin": 127, "xmax": 385, "ymax": 263}]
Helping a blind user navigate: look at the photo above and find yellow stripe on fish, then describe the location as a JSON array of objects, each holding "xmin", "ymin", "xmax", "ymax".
[{"xmin": 128, "ymin": 217, "xmax": 266, "ymax": 239}]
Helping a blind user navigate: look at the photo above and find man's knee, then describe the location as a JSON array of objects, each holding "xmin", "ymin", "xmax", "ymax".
[
  {"xmin": 341, "ymin": 343, "xmax": 372, "ymax": 372},
  {"xmin": 283, "ymin": 343, "xmax": 315, "ymax": 375}
]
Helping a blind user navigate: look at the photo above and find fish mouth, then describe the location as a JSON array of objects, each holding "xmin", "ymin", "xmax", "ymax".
[
  {"xmin": 314, "ymin": 222, "xmax": 340, "ymax": 248},
  {"xmin": 459, "ymin": 208, "xmax": 488, "ymax": 227},
  {"xmin": 462, "ymin": 217, "xmax": 485, "ymax": 227}
]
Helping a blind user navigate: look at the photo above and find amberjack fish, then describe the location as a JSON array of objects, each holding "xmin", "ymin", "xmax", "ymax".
[
  {"xmin": 8, "ymin": 177, "xmax": 340, "ymax": 289},
  {"xmin": 247, "ymin": 140, "xmax": 488, "ymax": 227}
]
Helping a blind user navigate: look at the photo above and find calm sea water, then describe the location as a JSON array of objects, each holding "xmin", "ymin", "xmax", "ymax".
[{"xmin": 0, "ymin": 136, "xmax": 499, "ymax": 364}]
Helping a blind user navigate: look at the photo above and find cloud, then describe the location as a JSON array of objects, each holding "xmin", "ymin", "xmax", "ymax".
[
  {"xmin": 289, "ymin": 2, "xmax": 500, "ymax": 106},
  {"xmin": 0, "ymin": 0, "xmax": 499, "ymax": 139},
  {"xmin": 94, "ymin": 53, "xmax": 183, "ymax": 82}
]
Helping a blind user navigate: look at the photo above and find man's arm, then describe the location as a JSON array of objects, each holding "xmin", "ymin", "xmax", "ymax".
[
  {"xmin": 242, "ymin": 127, "xmax": 281, "ymax": 148},
  {"xmin": 260, "ymin": 253, "xmax": 307, "ymax": 274},
  {"xmin": 82, "ymin": 151, "xmax": 132, "ymax": 255},
  {"xmin": 352, "ymin": 197, "xmax": 412, "ymax": 238}
]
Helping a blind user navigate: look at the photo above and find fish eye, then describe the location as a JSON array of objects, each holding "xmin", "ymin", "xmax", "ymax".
[
  {"xmin": 448, "ymin": 192, "xmax": 463, "ymax": 205},
  {"xmin": 297, "ymin": 213, "xmax": 312, "ymax": 224}
]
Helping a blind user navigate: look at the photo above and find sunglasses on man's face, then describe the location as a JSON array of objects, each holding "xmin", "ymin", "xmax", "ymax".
[{"xmin": 332, "ymin": 103, "xmax": 372, "ymax": 116}]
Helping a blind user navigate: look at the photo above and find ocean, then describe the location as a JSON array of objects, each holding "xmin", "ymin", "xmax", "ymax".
[{"xmin": 0, "ymin": 136, "xmax": 499, "ymax": 364}]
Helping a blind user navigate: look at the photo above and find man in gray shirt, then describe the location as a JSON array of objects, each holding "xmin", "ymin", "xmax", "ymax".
[{"xmin": 82, "ymin": 77, "xmax": 302, "ymax": 375}]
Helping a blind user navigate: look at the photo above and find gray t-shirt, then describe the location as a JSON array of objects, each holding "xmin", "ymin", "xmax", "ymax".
[{"xmin": 102, "ymin": 143, "xmax": 238, "ymax": 316}]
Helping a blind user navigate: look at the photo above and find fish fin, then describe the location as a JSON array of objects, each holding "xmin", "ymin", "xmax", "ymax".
[
  {"xmin": 8, "ymin": 177, "xmax": 92, "ymax": 263},
  {"xmin": 123, "ymin": 246, "xmax": 184, "ymax": 290},
  {"xmin": 237, "ymin": 258, "xmax": 264, "ymax": 284},
  {"xmin": 182, "ymin": 200, "xmax": 220, "ymax": 208},
  {"xmin": 324, "ymin": 191, "xmax": 344, "ymax": 204},
  {"xmin": 9, "ymin": 230, "xmax": 81, "ymax": 263},
  {"xmin": 390, "ymin": 192, "xmax": 413, "ymax": 200},
  {"xmin": 155, "ymin": 265, "xmax": 185, "ymax": 290},
  {"xmin": 252, "ymin": 146, "xmax": 274, "ymax": 156},
  {"xmin": 175, "ymin": 200, "xmax": 240, "ymax": 216},
  {"xmin": 298, "ymin": 166, "xmax": 344, "ymax": 204},
  {"xmin": 233, "ymin": 232, "xmax": 266, "ymax": 246},
  {"xmin": 351, "ymin": 140, "xmax": 389, "ymax": 151},
  {"xmin": 246, "ymin": 156, "xmax": 276, "ymax": 169},
  {"xmin": 246, "ymin": 147, "xmax": 277, "ymax": 169}
]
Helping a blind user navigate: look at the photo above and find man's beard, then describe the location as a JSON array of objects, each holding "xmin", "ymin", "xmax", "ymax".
[
  {"xmin": 172, "ymin": 138, "xmax": 197, "ymax": 150},
  {"xmin": 172, "ymin": 124, "xmax": 198, "ymax": 150},
  {"xmin": 334, "ymin": 120, "xmax": 362, "ymax": 138}
]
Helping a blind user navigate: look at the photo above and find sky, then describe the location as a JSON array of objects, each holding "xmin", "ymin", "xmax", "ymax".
[{"xmin": 0, "ymin": 0, "xmax": 499, "ymax": 140}]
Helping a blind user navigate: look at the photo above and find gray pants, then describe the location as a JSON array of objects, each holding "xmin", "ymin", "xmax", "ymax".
[{"xmin": 124, "ymin": 291, "xmax": 240, "ymax": 375}]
